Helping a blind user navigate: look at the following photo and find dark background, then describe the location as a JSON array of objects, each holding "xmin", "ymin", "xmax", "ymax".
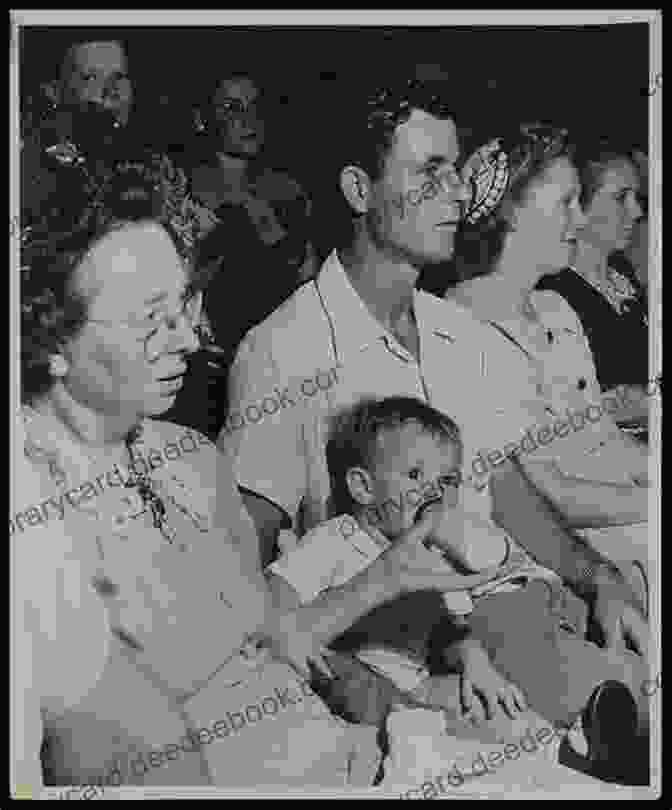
[{"xmin": 20, "ymin": 24, "xmax": 651, "ymax": 175}]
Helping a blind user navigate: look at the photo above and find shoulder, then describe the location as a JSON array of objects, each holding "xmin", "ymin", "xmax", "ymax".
[
  {"xmin": 299, "ymin": 515, "xmax": 353, "ymax": 547},
  {"xmin": 232, "ymin": 278, "xmax": 330, "ymax": 375},
  {"xmin": 140, "ymin": 419, "xmax": 217, "ymax": 470},
  {"xmin": 255, "ymin": 168, "xmax": 306, "ymax": 203},
  {"xmin": 424, "ymin": 289, "xmax": 499, "ymax": 342},
  {"xmin": 532, "ymin": 289, "xmax": 584, "ymax": 335},
  {"xmin": 536, "ymin": 269, "xmax": 588, "ymax": 303}
]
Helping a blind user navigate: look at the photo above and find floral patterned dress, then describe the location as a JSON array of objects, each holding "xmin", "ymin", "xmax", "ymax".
[{"xmin": 19, "ymin": 410, "xmax": 379, "ymax": 789}]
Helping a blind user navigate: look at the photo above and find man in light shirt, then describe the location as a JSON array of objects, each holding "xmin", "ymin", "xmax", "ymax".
[{"xmin": 218, "ymin": 78, "xmax": 648, "ymax": 733}]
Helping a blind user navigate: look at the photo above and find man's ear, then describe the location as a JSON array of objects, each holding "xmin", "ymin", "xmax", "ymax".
[
  {"xmin": 340, "ymin": 165, "xmax": 373, "ymax": 215},
  {"xmin": 345, "ymin": 466, "xmax": 376, "ymax": 509}
]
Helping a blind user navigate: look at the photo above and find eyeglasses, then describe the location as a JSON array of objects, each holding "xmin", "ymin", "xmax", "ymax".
[
  {"xmin": 214, "ymin": 98, "xmax": 259, "ymax": 119},
  {"xmin": 437, "ymin": 471, "xmax": 463, "ymax": 490},
  {"xmin": 87, "ymin": 290, "xmax": 203, "ymax": 359}
]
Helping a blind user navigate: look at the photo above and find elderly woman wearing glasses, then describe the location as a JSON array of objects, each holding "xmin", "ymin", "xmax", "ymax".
[{"xmin": 17, "ymin": 161, "xmax": 383, "ymax": 791}]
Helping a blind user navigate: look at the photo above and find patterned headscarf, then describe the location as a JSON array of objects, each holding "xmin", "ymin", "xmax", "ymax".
[{"xmin": 462, "ymin": 125, "xmax": 570, "ymax": 224}]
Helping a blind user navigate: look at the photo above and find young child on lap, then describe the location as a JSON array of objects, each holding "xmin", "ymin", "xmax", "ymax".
[{"xmin": 267, "ymin": 397, "xmax": 649, "ymax": 780}]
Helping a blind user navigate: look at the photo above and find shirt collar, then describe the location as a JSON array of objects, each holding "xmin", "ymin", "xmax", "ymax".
[
  {"xmin": 315, "ymin": 251, "xmax": 468, "ymax": 363},
  {"xmin": 314, "ymin": 251, "xmax": 391, "ymax": 361}
]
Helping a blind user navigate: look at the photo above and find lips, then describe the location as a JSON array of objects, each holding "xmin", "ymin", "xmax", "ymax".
[{"xmin": 158, "ymin": 366, "xmax": 187, "ymax": 383}]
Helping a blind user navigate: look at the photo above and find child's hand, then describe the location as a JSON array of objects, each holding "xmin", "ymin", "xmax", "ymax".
[{"xmin": 459, "ymin": 641, "xmax": 527, "ymax": 724}]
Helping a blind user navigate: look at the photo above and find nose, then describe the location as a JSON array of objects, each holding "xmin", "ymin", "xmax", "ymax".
[
  {"xmin": 629, "ymin": 194, "xmax": 644, "ymax": 223},
  {"xmin": 167, "ymin": 314, "xmax": 200, "ymax": 356},
  {"xmin": 571, "ymin": 201, "xmax": 588, "ymax": 232}
]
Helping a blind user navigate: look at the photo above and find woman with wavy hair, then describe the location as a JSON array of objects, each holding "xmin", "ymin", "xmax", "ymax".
[
  {"xmin": 536, "ymin": 137, "xmax": 650, "ymax": 431},
  {"xmin": 16, "ymin": 161, "xmax": 387, "ymax": 791},
  {"xmin": 444, "ymin": 125, "xmax": 651, "ymax": 567}
]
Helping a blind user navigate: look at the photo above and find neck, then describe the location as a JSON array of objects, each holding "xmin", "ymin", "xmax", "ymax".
[
  {"xmin": 36, "ymin": 383, "xmax": 140, "ymax": 463},
  {"xmin": 572, "ymin": 240, "xmax": 610, "ymax": 286},
  {"xmin": 340, "ymin": 232, "xmax": 419, "ymax": 334},
  {"xmin": 216, "ymin": 152, "xmax": 250, "ymax": 186}
]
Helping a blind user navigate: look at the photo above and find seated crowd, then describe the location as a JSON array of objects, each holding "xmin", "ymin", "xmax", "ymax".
[{"xmin": 14, "ymin": 32, "xmax": 654, "ymax": 795}]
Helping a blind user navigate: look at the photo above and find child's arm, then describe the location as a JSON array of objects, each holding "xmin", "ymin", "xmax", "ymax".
[{"xmin": 419, "ymin": 617, "xmax": 527, "ymax": 724}]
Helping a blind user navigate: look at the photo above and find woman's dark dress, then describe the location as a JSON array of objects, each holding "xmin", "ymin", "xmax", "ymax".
[{"xmin": 536, "ymin": 259, "xmax": 648, "ymax": 392}]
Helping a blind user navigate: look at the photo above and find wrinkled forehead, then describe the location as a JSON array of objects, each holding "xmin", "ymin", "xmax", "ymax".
[
  {"xmin": 66, "ymin": 40, "xmax": 127, "ymax": 79},
  {"xmin": 213, "ymin": 76, "xmax": 259, "ymax": 105},
  {"xmin": 388, "ymin": 109, "xmax": 461, "ymax": 170},
  {"xmin": 73, "ymin": 222, "xmax": 188, "ymax": 314}
]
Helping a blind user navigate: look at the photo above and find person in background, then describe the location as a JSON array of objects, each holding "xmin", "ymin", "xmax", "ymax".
[
  {"xmin": 536, "ymin": 137, "xmax": 649, "ymax": 429},
  {"xmin": 19, "ymin": 32, "xmax": 223, "ymax": 440},
  {"xmin": 447, "ymin": 126, "xmax": 651, "ymax": 568},
  {"xmin": 190, "ymin": 70, "xmax": 319, "ymax": 365},
  {"xmin": 625, "ymin": 150, "xmax": 650, "ymax": 293}
]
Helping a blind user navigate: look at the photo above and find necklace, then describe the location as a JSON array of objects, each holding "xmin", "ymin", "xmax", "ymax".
[
  {"xmin": 568, "ymin": 264, "xmax": 641, "ymax": 317},
  {"xmin": 122, "ymin": 428, "xmax": 176, "ymax": 543}
]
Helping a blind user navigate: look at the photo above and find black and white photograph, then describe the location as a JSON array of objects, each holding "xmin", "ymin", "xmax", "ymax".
[{"xmin": 10, "ymin": 9, "xmax": 661, "ymax": 800}]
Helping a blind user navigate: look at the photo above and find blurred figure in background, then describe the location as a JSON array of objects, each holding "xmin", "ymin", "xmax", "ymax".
[
  {"xmin": 19, "ymin": 32, "xmax": 224, "ymax": 440},
  {"xmin": 21, "ymin": 33, "xmax": 216, "ymax": 254},
  {"xmin": 189, "ymin": 71, "xmax": 318, "ymax": 366},
  {"xmin": 536, "ymin": 138, "xmax": 649, "ymax": 430},
  {"xmin": 625, "ymin": 150, "xmax": 650, "ymax": 292}
]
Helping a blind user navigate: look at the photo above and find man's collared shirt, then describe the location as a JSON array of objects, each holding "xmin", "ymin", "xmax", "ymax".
[{"xmin": 219, "ymin": 250, "xmax": 524, "ymax": 538}]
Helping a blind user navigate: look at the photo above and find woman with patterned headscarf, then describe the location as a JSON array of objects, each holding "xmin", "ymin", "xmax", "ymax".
[{"xmin": 444, "ymin": 125, "xmax": 652, "ymax": 566}]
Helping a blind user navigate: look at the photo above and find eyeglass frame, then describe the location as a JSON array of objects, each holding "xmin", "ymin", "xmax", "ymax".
[
  {"xmin": 85, "ymin": 288, "xmax": 205, "ymax": 359},
  {"xmin": 212, "ymin": 97, "xmax": 261, "ymax": 120}
]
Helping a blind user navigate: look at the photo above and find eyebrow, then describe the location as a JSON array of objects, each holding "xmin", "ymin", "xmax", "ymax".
[
  {"xmin": 143, "ymin": 292, "xmax": 169, "ymax": 307},
  {"xmin": 418, "ymin": 155, "xmax": 456, "ymax": 171}
]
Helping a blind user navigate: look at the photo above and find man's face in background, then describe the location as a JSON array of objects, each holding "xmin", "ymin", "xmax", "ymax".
[{"xmin": 61, "ymin": 41, "xmax": 133, "ymax": 127}]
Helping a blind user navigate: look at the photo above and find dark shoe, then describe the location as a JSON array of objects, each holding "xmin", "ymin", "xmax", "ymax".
[{"xmin": 582, "ymin": 680, "xmax": 646, "ymax": 785}]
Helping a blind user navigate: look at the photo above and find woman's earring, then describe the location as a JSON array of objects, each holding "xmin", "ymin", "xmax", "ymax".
[{"xmin": 49, "ymin": 355, "xmax": 69, "ymax": 378}]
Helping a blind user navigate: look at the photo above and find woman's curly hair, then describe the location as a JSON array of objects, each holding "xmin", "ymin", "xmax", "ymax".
[{"xmin": 20, "ymin": 159, "xmax": 191, "ymax": 406}]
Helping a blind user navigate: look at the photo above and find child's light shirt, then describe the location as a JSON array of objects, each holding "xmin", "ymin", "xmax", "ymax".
[{"xmin": 269, "ymin": 515, "xmax": 559, "ymax": 691}]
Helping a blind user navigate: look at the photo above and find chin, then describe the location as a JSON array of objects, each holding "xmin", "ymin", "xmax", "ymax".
[{"xmin": 145, "ymin": 394, "xmax": 177, "ymax": 417}]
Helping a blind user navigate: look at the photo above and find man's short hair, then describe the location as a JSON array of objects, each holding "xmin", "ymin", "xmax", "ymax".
[
  {"xmin": 339, "ymin": 77, "xmax": 461, "ymax": 183},
  {"xmin": 326, "ymin": 396, "xmax": 461, "ymax": 515}
]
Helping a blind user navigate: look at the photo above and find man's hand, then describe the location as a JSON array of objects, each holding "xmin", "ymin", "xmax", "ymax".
[
  {"xmin": 244, "ymin": 611, "xmax": 333, "ymax": 683},
  {"xmin": 591, "ymin": 568, "xmax": 649, "ymax": 659},
  {"xmin": 457, "ymin": 641, "xmax": 527, "ymax": 725},
  {"xmin": 382, "ymin": 509, "xmax": 513, "ymax": 595}
]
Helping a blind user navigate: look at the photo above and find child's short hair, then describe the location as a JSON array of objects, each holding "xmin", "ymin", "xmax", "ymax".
[{"xmin": 326, "ymin": 396, "xmax": 461, "ymax": 516}]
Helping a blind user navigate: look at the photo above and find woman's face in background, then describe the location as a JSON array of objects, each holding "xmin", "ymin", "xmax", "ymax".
[
  {"xmin": 579, "ymin": 159, "xmax": 643, "ymax": 255},
  {"xmin": 62, "ymin": 41, "xmax": 133, "ymax": 127},
  {"xmin": 211, "ymin": 76, "xmax": 265, "ymax": 158},
  {"xmin": 509, "ymin": 156, "xmax": 585, "ymax": 275}
]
